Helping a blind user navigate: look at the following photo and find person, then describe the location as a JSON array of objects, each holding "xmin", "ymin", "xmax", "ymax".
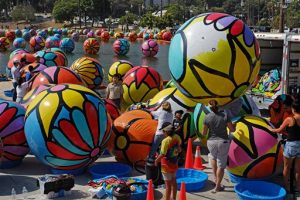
[
  {"xmin": 106, "ymin": 74, "xmax": 123, "ymax": 109},
  {"xmin": 20, "ymin": 56, "xmax": 27, "ymax": 68},
  {"xmin": 11, "ymin": 59, "xmax": 22, "ymax": 101},
  {"xmin": 173, "ymin": 110, "xmax": 184, "ymax": 137},
  {"xmin": 203, "ymin": 100, "xmax": 235, "ymax": 193},
  {"xmin": 34, "ymin": 55, "xmax": 41, "ymax": 63},
  {"xmin": 155, "ymin": 122, "xmax": 181, "ymax": 200},
  {"xmin": 148, "ymin": 101, "xmax": 173, "ymax": 159},
  {"xmin": 16, "ymin": 78, "xmax": 29, "ymax": 103},
  {"xmin": 25, "ymin": 65, "xmax": 34, "ymax": 82},
  {"xmin": 269, "ymin": 98, "xmax": 300, "ymax": 191}
]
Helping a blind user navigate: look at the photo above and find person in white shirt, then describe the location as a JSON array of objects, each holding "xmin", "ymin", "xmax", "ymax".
[
  {"xmin": 16, "ymin": 78, "xmax": 29, "ymax": 103},
  {"xmin": 148, "ymin": 101, "xmax": 173, "ymax": 160},
  {"xmin": 11, "ymin": 59, "xmax": 22, "ymax": 101}
]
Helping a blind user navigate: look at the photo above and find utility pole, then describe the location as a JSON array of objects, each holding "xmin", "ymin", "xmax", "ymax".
[
  {"xmin": 160, "ymin": 0, "xmax": 162, "ymax": 17},
  {"xmin": 279, "ymin": 0, "xmax": 285, "ymax": 33},
  {"xmin": 78, "ymin": 0, "xmax": 81, "ymax": 29}
]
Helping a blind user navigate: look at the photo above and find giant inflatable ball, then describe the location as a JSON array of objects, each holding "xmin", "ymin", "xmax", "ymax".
[
  {"xmin": 21, "ymin": 84, "xmax": 54, "ymax": 108},
  {"xmin": 103, "ymin": 99, "xmax": 121, "ymax": 121},
  {"xmin": 107, "ymin": 110, "xmax": 157, "ymax": 164},
  {"xmin": 29, "ymin": 35, "xmax": 45, "ymax": 52},
  {"xmin": 193, "ymin": 103, "xmax": 211, "ymax": 144},
  {"xmin": 169, "ymin": 13, "xmax": 261, "ymax": 106},
  {"xmin": 122, "ymin": 66, "xmax": 163, "ymax": 105},
  {"xmin": 13, "ymin": 38, "xmax": 26, "ymax": 49},
  {"xmin": 30, "ymin": 66, "xmax": 85, "ymax": 89},
  {"xmin": 83, "ymin": 38, "xmax": 100, "ymax": 55},
  {"xmin": 72, "ymin": 32, "xmax": 80, "ymax": 42},
  {"xmin": 100, "ymin": 31, "xmax": 110, "ymax": 42},
  {"xmin": 45, "ymin": 36, "xmax": 60, "ymax": 49},
  {"xmin": 113, "ymin": 39, "xmax": 130, "ymax": 56},
  {"xmin": 0, "ymin": 37, "xmax": 10, "ymax": 51},
  {"xmin": 108, "ymin": 60, "xmax": 133, "ymax": 82},
  {"xmin": 70, "ymin": 57, "xmax": 104, "ymax": 89},
  {"xmin": 59, "ymin": 38, "xmax": 75, "ymax": 53},
  {"xmin": 7, "ymin": 53, "xmax": 35, "ymax": 69},
  {"xmin": 141, "ymin": 39, "xmax": 159, "ymax": 57},
  {"xmin": 227, "ymin": 115, "xmax": 282, "ymax": 179},
  {"xmin": 35, "ymin": 50, "xmax": 67, "ymax": 67},
  {"xmin": 24, "ymin": 84, "xmax": 111, "ymax": 174},
  {"xmin": 0, "ymin": 100, "xmax": 29, "ymax": 168},
  {"xmin": 5, "ymin": 31, "xmax": 16, "ymax": 42},
  {"xmin": 9, "ymin": 49, "xmax": 29, "ymax": 59}
]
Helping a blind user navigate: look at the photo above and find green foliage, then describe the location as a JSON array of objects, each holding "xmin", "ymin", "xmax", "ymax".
[
  {"xmin": 52, "ymin": 0, "xmax": 78, "ymax": 23},
  {"xmin": 286, "ymin": 0, "xmax": 300, "ymax": 28},
  {"xmin": 11, "ymin": 5, "xmax": 35, "ymax": 22},
  {"xmin": 119, "ymin": 12, "xmax": 138, "ymax": 25}
]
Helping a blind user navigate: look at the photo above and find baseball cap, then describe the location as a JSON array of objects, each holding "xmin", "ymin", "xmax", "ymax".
[{"xmin": 159, "ymin": 122, "xmax": 174, "ymax": 132}]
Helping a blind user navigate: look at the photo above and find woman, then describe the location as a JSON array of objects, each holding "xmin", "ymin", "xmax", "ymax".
[
  {"xmin": 269, "ymin": 98, "xmax": 300, "ymax": 191},
  {"xmin": 203, "ymin": 100, "xmax": 235, "ymax": 193},
  {"xmin": 148, "ymin": 101, "xmax": 173, "ymax": 160}
]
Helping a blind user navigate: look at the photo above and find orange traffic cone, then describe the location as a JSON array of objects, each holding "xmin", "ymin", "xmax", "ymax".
[
  {"xmin": 146, "ymin": 179, "xmax": 154, "ymax": 200},
  {"xmin": 193, "ymin": 146, "xmax": 206, "ymax": 170},
  {"xmin": 185, "ymin": 138, "xmax": 194, "ymax": 169},
  {"xmin": 179, "ymin": 182, "xmax": 186, "ymax": 200}
]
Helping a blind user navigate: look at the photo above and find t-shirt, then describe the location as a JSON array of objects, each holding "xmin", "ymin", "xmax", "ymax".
[
  {"xmin": 16, "ymin": 82, "xmax": 29, "ymax": 98},
  {"xmin": 204, "ymin": 111, "xmax": 230, "ymax": 140},
  {"xmin": 11, "ymin": 66, "xmax": 20, "ymax": 83},
  {"xmin": 160, "ymin": 134, "xmax": 182, "ymax": 173},
  {"xmin": 25, "ymin": 72, "xmax": 32, "ymax": 82},
  {"xmin": 106, "ymin": 82, "xmax": 123, "ymax": 100},
  {"xmin": 152, "ymin": 109, "xmax": 173, "ymax": 135}
]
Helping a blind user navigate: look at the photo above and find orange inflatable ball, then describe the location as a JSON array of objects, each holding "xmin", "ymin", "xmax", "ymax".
[
  {"xmin": 100, "ymin": 31, "xmax": 110, "ymax": 42},
  {"xmin": 7, "ymin": 53, "xmax": 36, "ymax": 69},
  {"xmin": 107, "ymin": 110, "xmax": 157, "ymax": 164},
  {"xmin": 30, "ymin": 66, "xmax": 85, "ymax": 90},
  {"xmin": 83, "ymin": 38, "xmax": 100, "ymax": 54},
  {"xmin": 128, "ymin": 32, "xmax": 137, "ymax": 42}
]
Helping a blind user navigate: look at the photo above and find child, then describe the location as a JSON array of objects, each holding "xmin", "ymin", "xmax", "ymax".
[
  {"xmin": 16, "ymin": 78, "xmax": 29, "ymax": 103},
  {"xmin": 106, "ymin": 74, "xmax": 123, "ymax": 109},
  {"xmin": 155, "ymin": 122, "xmax": 181, "ymax": 200},
  {"xmin": 173, "ymin": 110, "xmax": 184, "ymax": 137}
]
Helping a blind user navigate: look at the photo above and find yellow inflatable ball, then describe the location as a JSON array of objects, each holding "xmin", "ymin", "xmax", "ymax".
[
  {"xmin": 227, "ymin": 115, "xmax": 283, "ymax": 179},
  {"xmin": 147, "ymin": 87, "xmax": 197, "ymax": 114},
  {"xmin": 169, "ymin": 13, "xmax": 261, "ymax": 106},
  {"xmin": 122, "ymin": 66, "xmax": 163, "ymax": 106},
  {"xmin": 108, "ymin": 60, "xmax": 133, "ymax": 82}
]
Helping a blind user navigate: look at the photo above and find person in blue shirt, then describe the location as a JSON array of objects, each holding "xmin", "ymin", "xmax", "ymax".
[{"xmin": 25, "ymin": 65, "xmax": 34, "ymax": 82}]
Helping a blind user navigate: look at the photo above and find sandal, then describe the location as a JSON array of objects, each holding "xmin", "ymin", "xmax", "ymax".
[{"xmin": 211, "ymin": 186, "xmax": 225, "ymax": 193}]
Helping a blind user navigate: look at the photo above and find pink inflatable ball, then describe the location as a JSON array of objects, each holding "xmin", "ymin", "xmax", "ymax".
[
  {"xmin": 5, "ymin": 31, "xmax": 16, "ymax": 42},
  {"xmin": 141, "ymin": 39, "xmax": 159, "ymax": 57},
  {"xmin": 100, "ymin": 31, "xmax": 110, "ymax": 42},
  {"xmin": 113, "ymin": 39, "xmax": 130, "ymax": 56},
  {"xmin": 162, "ymin": 31, "xmax": 172, "ymax": 41},
  {"xmin": 0, "ymin": 99, "xmax": 30, "ymax": 168},
  {"xmin": 45, "ymin": 36, "xmax": 61, "ymax": 49},
  {"xmin": 7, "ymin": 53, "xmax": 36, "ymax": 69},
  {"xmin": 128, "ymin": 32, "xmax": 137, "ymax": 42},
  {"xmin": 83, "ymin": 29, "xmax": 89, "ymax": 35},
  {"xmin": 72, "ymin": 32, "xmax": 80, "ymax": 42},
  {"xmin": 87, "ymin": 31, "xmax": 95, "ymax": 38}
]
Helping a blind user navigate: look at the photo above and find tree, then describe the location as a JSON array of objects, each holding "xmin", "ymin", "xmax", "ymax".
[
  {"xmin": 119, "ymin": 12, "xmax": 138, "ymax": 31},
  {"xmin": 11, "ymin": 4, "xmax": 35, "ymax": 22},
  {"xmin": 286, "ymin": 0, "xmax": 300, "ymax": 29},
  {"xmin": 52, "ymin": 0, "xmax": 78, "ymax": 24},
  {"xmin": 139, "ymin": 12, "xmax": 156, "ymax": 29}
]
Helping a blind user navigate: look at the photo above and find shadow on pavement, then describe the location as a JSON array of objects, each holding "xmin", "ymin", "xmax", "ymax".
[{"xmin": 0, "ymin": 175, "xmax": 39, "ymax": 196}]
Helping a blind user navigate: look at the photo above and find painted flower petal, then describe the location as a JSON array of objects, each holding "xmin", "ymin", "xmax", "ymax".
[
  {"xmin": 0, "ymin": 107, "xmax": 17, "ymax": 131},
  {"xmin": 205, "ymin": 13, "xmax": 228, "ymax": 23},
  {"xmin": 243, "ymin": 25, "xmax": 254, "ymax": 46},
  {"xmin": 216, "ymin": 16, "xmax": 236, "ymax": 30},
  {"xmin": 85, "ymin": 102, "xmax": 99, "ymax": 146},
  {"xmin": 3, "ymin": 130, "xmax": 25, "ymax": 145},
  {"xmin": 230, "ymin": 20, "xmax": 244, "ymax": 36},
  {"xmin": 1, "ymin": 116, "xmax": 24, "ymax": 138},
  {"xmin": 47, "ymin": 141, "xmax": 88, "ymax": 160}
]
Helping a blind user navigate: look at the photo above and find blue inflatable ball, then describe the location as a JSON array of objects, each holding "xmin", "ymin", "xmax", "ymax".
[
  {"xmin": 45, "ymin": 36, "xmax": 60, "ymax": 49},
  {"xmin": 62, "ymin": 28, "xmax": 68, "ymax": 36},
  {"xmin": 13, "ymin": 38, "xmax": 26, "ymax": 49},
  {"xmin": 143, "ymin": 33, "xmax": 150, "ymax": 40},
  {"xmin": 38, "ymin": 30, "xmax": 47, "ymax": 39},
  {"xmin": 72, "ymin": 32, "xmax": 80, "ymax": 42},
  {"xmin": 57, "ymin": 29, "xmax": 62, "ymax": 35},
  {"xmin": 22, "ymin": 31, "xmax": 31, "ymax": 42},
  {"xmin": 54, "ymin": 33, "xmax": 62, "ymax": 40},
  {"xmin": 60, "ymin": 38, "xmax": 75, "ymax": 53},
  {"xmin": 30, "ymin": 29, "xmax": 36, "ymax": 36},
  {"xmin": 15, "ymin": 29, "xmax": 22, "ymax": 38}
]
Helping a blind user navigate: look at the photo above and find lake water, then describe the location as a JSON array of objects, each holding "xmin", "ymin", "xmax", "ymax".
[{"xmin": 0, "ymin": 39, "xmax": 171, "ymax": 85}]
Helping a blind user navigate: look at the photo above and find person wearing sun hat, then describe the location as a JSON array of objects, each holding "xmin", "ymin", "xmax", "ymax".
[{"xmin": 155, "ymin": 122, "xmax": 182, "ymax": 200}]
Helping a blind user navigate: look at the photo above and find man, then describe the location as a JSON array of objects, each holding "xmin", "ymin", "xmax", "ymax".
[
  {"xmin": 11, "ymin": 59, "xmax": 22, "ymax": 101},
  {"xmin": 106, "ymin": 74, "xmax": 123, "ymax": 109}
]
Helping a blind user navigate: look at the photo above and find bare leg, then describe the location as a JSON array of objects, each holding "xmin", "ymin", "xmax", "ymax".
[
  {"xmin": 210, "ymin": 158, "xmax": 217, "ymax": 183},
  {"xmin": 215, "ymin": 167, "xmax": 225, "ymax": 191},
  {"xmin": 283, "ymin": 156, "xmax": 293, "ymax": 190},
  {"xmin": 165, "ymin": 180, "xmax": 171, "ymax": 200},
  {"xmin": 171, "ymin": 176, "xmax": 177, "ymax": 200}
]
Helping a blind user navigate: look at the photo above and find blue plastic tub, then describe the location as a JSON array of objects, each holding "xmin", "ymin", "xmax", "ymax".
[
  {"xmin": 227, "ymin": 171, "xmax": 272, "ymax": 184},
  {"xmin": 234, "ymin": 181, "xmax": 286, "ymax": 200},
  {"xmin": 4, "ymin": 90, "xmax": 13, "ymax": 97},
  {"xmin": 176, "ymin": 168, "xmax": 208, "ymax": 192},
  {"xmin": 89, "ymin": 162, "xmax": 132, "ymax": 179}
]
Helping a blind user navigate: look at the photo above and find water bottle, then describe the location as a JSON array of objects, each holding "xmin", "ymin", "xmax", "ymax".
[
  {"xmin": 22, "ymin": 186, "xmax": 28, "ymax": 199},
  {"xmin": 11, "ymin": 188, "xmax": 16, "ymax": 200}
]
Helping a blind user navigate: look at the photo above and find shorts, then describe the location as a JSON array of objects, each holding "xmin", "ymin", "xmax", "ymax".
[
  {"xmin": 207, "ymin": 139, "xmax": 230, "ymax": 169},
  {"xmin": 162, "ymin": 172, "xmax": 176, "ymax": 181},
  {"xmin": 283, "ymin": 141, "xmax": 300, "ymax": 158}
]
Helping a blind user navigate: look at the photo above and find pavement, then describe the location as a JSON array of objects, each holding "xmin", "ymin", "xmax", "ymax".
[{"xmin": 0, "ymin": 80, "xmax": 299, "ymax": 200}]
